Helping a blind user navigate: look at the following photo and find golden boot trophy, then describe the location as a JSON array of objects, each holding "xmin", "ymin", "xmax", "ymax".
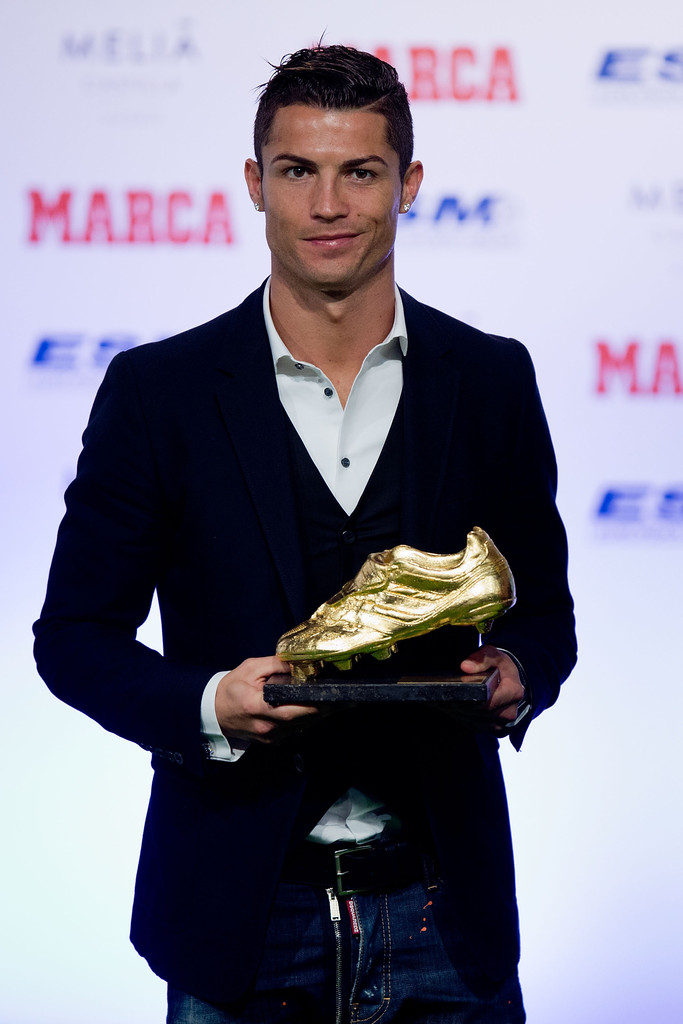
[{"xmin": 276, "ymin": 526, "xmax": 515, "ymax": 684}]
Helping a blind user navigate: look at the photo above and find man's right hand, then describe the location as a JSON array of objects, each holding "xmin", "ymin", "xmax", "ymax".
[{"xmin": 214, "ymin": 656, "xmax": 320, "ymax": 744}]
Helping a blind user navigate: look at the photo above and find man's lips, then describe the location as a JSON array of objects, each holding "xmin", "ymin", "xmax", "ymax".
[{"xmin": 303, "ymin": 233, "xmax": 359, "ymax": 248}]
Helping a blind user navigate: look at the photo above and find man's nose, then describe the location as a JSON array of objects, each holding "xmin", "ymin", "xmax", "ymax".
[{"xmin": 310, "ymin": 174, "xmax": 348, "ymax": 219}]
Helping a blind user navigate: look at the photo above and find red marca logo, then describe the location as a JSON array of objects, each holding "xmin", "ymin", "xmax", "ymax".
[
  {"xmin": 371, "ymin": 45, "xmax": 518, "ymax": 101},
  {"xmin": 596, "ymin": 340, "xmax": 682, "ymax": 394},
  {"xmin": 28, "ymin": 190, "xmax": 234, "ymax": 244}
]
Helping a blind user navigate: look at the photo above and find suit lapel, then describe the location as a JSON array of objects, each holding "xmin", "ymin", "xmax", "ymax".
[
  {"xmin": 400, "ymin": 290, "xmax": 462, "ymax": 550},
  {"xmin": 213, "ymin": 289, "xmax": 308, "ymax": 623}
]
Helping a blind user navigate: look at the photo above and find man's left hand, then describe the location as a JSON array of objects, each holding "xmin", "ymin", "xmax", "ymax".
[{"xmin": 459, "ymin": 645, "xmax": 526, "ymax": 735}]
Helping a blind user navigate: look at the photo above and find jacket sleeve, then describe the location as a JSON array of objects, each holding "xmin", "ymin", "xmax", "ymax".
[
  {"xmin": 484, "ymin": 340, "xmax": 577, "ymax": 748},
  {"xmin": 33, "ymin": 351, "xmax": 210, "ymax": 777}
]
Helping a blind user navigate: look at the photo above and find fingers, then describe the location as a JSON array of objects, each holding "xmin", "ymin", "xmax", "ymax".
[
  {"xmin": 460, "ymin": 643, "xmax": 500, "ymax": 674},
  {"xmin": 240, "ymin": 654, "xmax": 290, "ymax": 683},
  {"xmin": 458, "ymin": 645, "xmax": 525, "ymax": 734},
  {"xmin": 215, "ymin": 656, "xmax": 323, "ymax": 745}
]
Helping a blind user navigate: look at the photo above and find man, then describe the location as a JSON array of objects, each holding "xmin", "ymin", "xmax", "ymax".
[{"xmin": 34, "ymin": 45, "xmax": 576, "ymax": 1023}]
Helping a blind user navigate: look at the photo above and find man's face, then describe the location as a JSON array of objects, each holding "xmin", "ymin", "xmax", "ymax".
[{"xmin": 245, "ymin": 104, "xmax": 422, "ymax": 297}]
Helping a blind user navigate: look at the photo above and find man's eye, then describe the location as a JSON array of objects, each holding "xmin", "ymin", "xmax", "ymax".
[
  {"xmin": 286, "ymin": 166, "xmax": 309, "ymax": 178},
  {"xmin": 352, "ymin": 169, "xmax": 373, "ymax": 180}
]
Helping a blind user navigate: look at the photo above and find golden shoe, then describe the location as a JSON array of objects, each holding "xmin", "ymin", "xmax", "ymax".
[{"xmin": 276, "ymin": 526, "xmax": 516, "ymax": 681}]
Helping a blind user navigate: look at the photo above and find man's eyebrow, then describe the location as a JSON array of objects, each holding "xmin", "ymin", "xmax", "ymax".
[
  {"xmin": 342, "ymin": 156, "xmax": 389, "ymax": 169},
  {"xmin": 270, "ymin": 153, "xmax": 316, "ymax": 166},
  {"xmin": 269, "ymin": 153, "xmax": 389, "ymax": 169}
]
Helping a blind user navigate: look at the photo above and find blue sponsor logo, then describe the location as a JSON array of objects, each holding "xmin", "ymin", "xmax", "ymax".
[
  {"xmin": 399, "ymin": 192, "xmax": 517, "ymax": 246},
  {"xmin": 597, "ymin": 49, "xmax": 683, "ymax": 83},
  {"xmin": 594, "ymin": 49, "xmax": 683, "ymax": 102},
  {"xmin": 30, "ymin": 333, "xmax": 147, "ymax": 374},
  {"xmin": 594, "ymin": 485, "xmax": 683, "ymax": 538},
  {"xmin": 597, "ymin": 486, "xmax": 683, "ymax": 521},
  {"xmin": 406, "ymin": 195, "xmax": 500, "ymax": 224}
]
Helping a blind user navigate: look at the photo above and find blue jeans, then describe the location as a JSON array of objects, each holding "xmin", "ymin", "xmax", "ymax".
[{"xmin": 167, "ymin": 879, "xmax": 525, "ymax": 1023}]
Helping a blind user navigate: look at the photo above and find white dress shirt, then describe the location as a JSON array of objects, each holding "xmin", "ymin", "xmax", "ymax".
[{"xmin": 200, "ymin": 280, "xmax": 408, "ymax": 843}]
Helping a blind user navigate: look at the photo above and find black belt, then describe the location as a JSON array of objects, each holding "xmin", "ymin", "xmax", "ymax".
[{"xmin": 281, "ymin": 838, "xmax": 433, "ymax": 898}]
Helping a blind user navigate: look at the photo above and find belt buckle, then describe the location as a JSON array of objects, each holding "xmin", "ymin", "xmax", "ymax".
[{"xmin": 333, "ymin": 843, "xmax": 377, "ymax": 898}]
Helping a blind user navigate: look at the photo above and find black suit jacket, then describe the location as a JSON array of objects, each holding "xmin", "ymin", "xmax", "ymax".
[{"xmin": 34, "ymin": 284, "xmax": 576, "ymax": 1003}]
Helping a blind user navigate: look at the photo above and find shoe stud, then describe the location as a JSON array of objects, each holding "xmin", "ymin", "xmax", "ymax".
[{"xmin": 370, "ymin": 645, "xmax": 394, "ymax": 661}]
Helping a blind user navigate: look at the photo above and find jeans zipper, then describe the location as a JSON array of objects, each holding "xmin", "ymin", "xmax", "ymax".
[{"xmin": 326, "ymin": 887, "xmax": 344, "ymax": 1024}]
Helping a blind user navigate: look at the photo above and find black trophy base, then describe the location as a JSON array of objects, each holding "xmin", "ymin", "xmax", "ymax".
[{"xmin": 263, "ymin": 668, "xmax": 498, "ymax": 706}]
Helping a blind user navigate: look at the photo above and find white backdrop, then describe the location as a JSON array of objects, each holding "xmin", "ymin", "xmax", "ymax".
[{"xmin": 1, "ymin": 1, "xmax": 682, "ymax": 1021}]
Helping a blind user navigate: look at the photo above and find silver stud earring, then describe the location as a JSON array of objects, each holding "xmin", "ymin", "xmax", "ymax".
[
  {"xmin": 254, "ymin": 201, "xmax": 261, "ymax": 211},
  {"xmin": 403, "ymin": 203, "xmax": 411, "ymax": 212}
]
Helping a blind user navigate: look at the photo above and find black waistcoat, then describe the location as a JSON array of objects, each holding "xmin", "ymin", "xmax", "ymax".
[
  {"xmin": 282, "ymin": 402, "xmax": 435, "ymax": 841},
  {"xmin": 284, "ymin": 401, "xmax": 404, "ymax": 613}
]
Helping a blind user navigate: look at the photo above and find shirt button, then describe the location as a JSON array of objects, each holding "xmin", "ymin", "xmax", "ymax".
[
  {"xmin": 294, "ymin": 362, "xmax": 304, "ymax": 370},
  {"xmin": 340, "ymin": 457, "xmax": 350, "ymax": 468},
  {"xmin": 323, "ymin": 387, "xmax": 334, "ymax": 398},
  {"xmin": 293, "ymin": 754, "xmax": 305, "ymax": 773},
  {"xmin": 341, "ymin": 529, "xmax": 356, "ymax": 545}
]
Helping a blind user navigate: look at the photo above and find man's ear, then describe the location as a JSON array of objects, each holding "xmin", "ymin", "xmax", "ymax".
[
  {"xmin": 400, "ymin": 160, "xmax": 424, "ymax": 212},
  {"xmin": 244, "ymin": 159, "xmax": 264, "ymax": 210}
]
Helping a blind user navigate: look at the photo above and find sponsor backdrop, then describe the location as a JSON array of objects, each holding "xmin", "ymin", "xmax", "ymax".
[{"xmin": 1, "ymin": 1, "xmax": 681, "ymax": 1021}]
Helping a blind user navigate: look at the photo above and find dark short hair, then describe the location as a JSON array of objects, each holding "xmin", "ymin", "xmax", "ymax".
[{"xmin": 254, "ymin": 45, "xmax": 414, "ymax": 179}]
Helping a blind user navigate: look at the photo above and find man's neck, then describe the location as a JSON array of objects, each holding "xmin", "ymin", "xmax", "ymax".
[{"xmin": 269, "ymin": 269, "xmax": 397, "ymax": 407}]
